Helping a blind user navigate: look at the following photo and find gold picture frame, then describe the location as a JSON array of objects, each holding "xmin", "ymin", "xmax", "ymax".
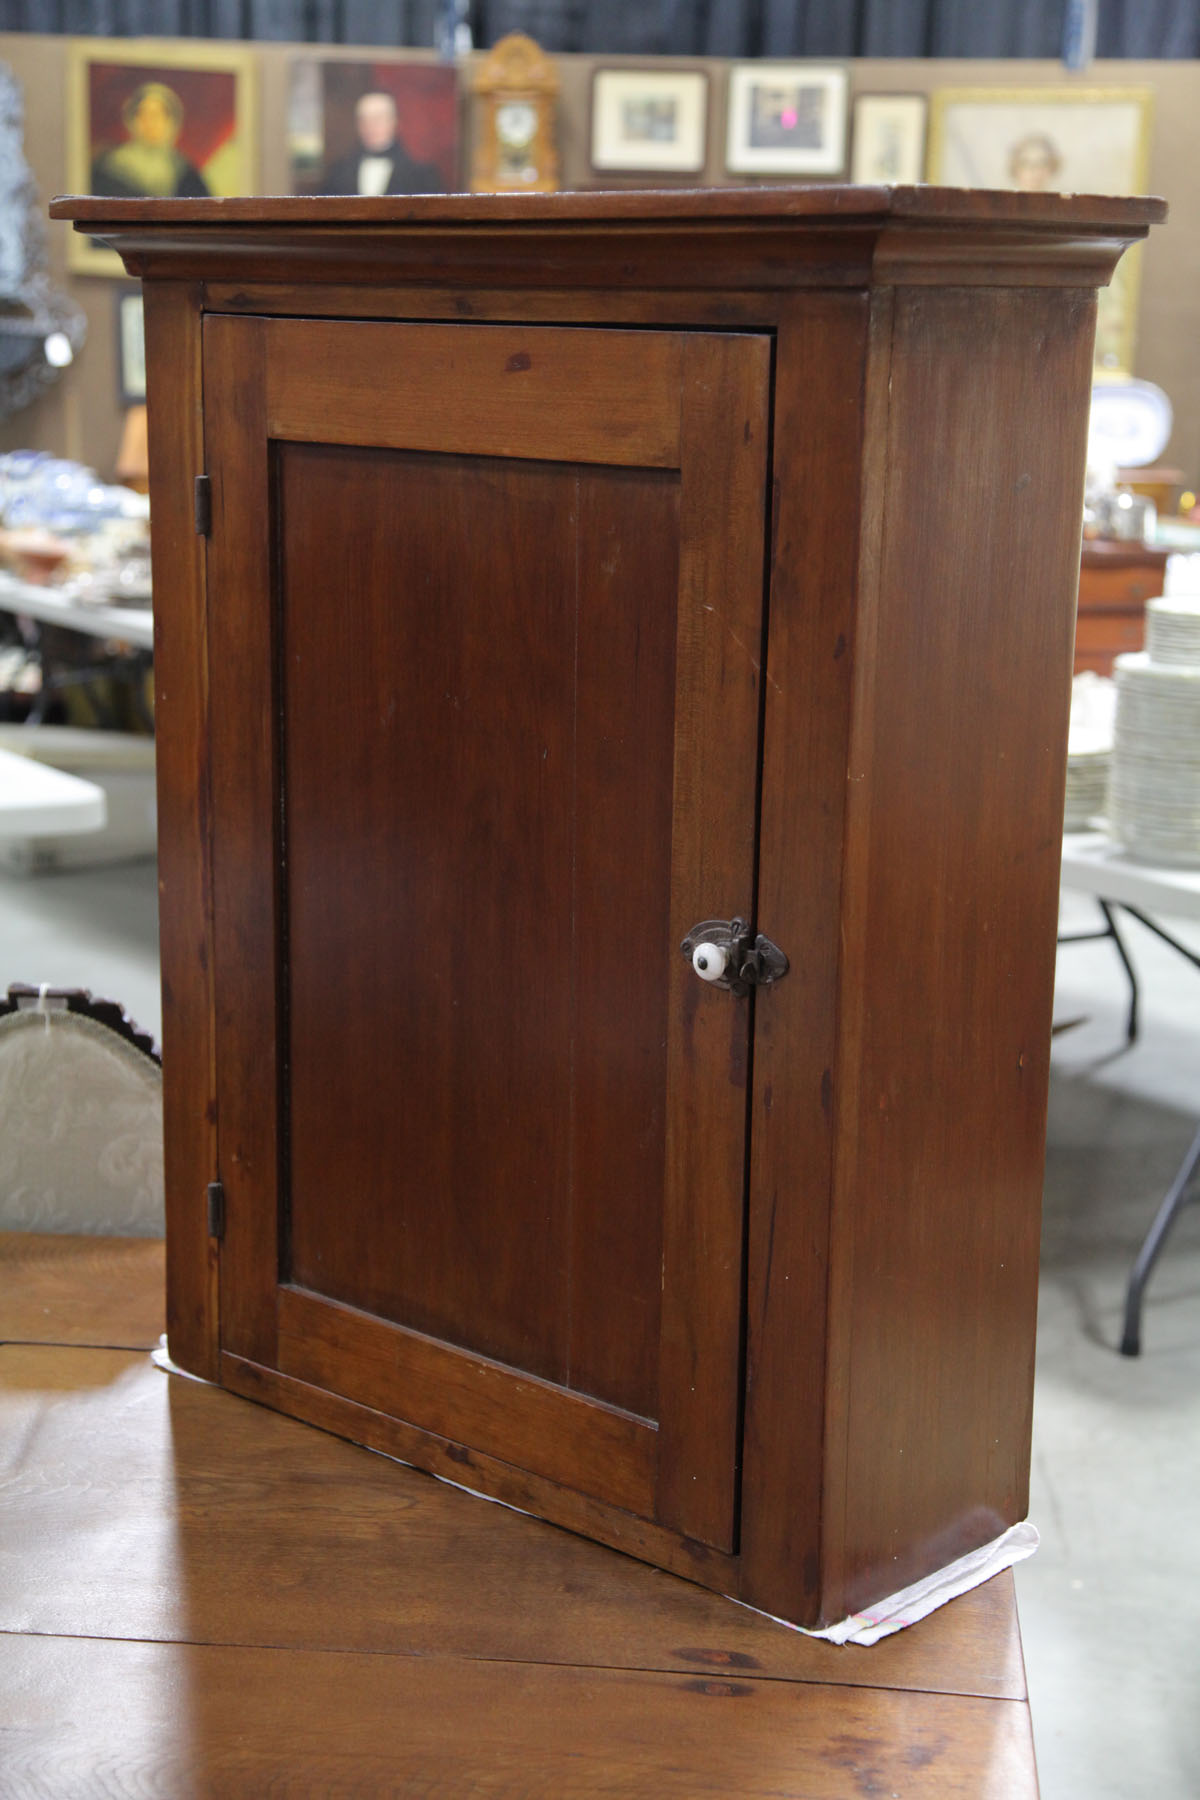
[
  {"xmin": 66, "ymin": 38, "xmax": 257, "ymax": 276},
  {"xmin": 928, "ymin": 87, "xmax": 1154, "ymax": 371}
]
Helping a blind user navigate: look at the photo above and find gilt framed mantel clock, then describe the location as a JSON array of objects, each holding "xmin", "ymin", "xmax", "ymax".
[{"xmin": 470, "ymin": 33, "xmax": 559, "ymax": 193}]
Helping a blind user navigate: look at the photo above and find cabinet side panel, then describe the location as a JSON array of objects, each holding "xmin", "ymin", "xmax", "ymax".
[
  {"xmin": 737, "ymin": 291, "xmax": 871, "ymax": 1624},
  {"xmin": 829, "ymin": 284, "xmax": 1096, "ymax": 1616},
  {"xmin": 144, "ymin": 280, "xmax": 217, "ymax": 1380}
]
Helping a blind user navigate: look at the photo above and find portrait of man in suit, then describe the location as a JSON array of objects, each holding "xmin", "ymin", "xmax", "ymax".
[
  {"xmin": 320, "ymin": 89, "xmax": 445, "ymax": 196},
  {"xmin": 289, "ymin": 61, "xmax": 459, "ymax": 199}
]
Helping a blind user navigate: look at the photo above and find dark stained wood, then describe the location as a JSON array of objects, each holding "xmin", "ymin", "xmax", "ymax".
[
  {"xmin": 824, "ymin": 284, "xmax": 1098, "ymax": 1619},
  {"xmin": 209, "ymin": 316, "xmax": 769, "ymax": 1557},
  {"xmin": 201, "ymin": 313, "xmax": 280, "ymax": 1372},
  {"xmin": 82, "ymin": 188, "xmax": 1161, "ymax": 1634},
  {"xmin": 737, "ymin": 291, "xmax": 874, "ymax": 1624},
  {"xmin": 51, "ymin": 187, "xmax": 1163, "ymax": 299},
  {"xmin": 0, "ymin": 1231, "xmax": 164, "ymax": 1349},
  {"xmin": 51, "ymin": 181, "xmax": 1161, "ymax": 227},
  {"xmin": 656, "ymin": 331, "xmax": 770, "ymax": 1551},
  {"xmin": 277, "ymin": 443, "xmax": 584, "ymax": 1381},
  {"xmin": 0, "ymin": 1331, "xmax": 1027, "ymax": 1699},
  {"xmin": 223, "ymin": 1348, "xmax": 735, "ymax": 1594},
  {"xmin": 0, "ymin": 1631, "xmax": 1038, "ymax": 1799},
  {"xmin": 275, "ymin": 435, "xmax": 679, "ymax": 1406},
  {"xmin": 277, "ymin": 1285, "xmax": 659, "ymax": 1518},
  {"xmin": 202, "ymin": 280, "xmax": 783, "ymax": 327},
  {"xmin": 567, "ymin": 465, "xmax": 679, "ymax": 1414},
  {"xmin": 265, "ymin": 317, "xmax": 685, "ymax": 465},
  {"xmin": 141, "ymin": 279, "xmax": 217, "ymax": 1383}
]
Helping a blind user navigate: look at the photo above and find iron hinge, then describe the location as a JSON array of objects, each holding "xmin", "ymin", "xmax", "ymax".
[
  {"xmin": 206, "ymin": 1179, "xmax": 225, "ymax": 1241},
  {"xmin": 194, "ymin": 474, "xmax": 212, "ymax": 537}
]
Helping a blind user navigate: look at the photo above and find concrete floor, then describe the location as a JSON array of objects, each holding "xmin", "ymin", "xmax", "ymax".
[
  {"xmin": 1020, "ymin": 890, "xmax": 1200, "ymax": 1800},
  {"xmin": 0, "ymin": 858, "xmax": 1197, "ymax": 1798}
]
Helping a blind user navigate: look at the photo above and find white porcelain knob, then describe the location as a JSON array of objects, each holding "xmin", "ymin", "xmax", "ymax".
[{"xmin": 692, "ymin": 942, "xmax": 727, "ymax": 983}]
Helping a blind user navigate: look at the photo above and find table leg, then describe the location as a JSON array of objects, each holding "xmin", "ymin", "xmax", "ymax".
[
  {"xmin": 1119, "ymin": 1118, "xmax": 1200, "ymax": 1357},
  {"xmin": 1057, "ymin": 899, "xmax": 1139, "ymax": 1043}
]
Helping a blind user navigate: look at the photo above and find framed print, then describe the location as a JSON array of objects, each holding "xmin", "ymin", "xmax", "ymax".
[
  {"xmin": 289, "ymin": 58, "xmax": 458, "ymax": 197},
  {"xmin": 67, "ymin": 39, "xmax": 256, "ymax": 276},
  {"xmin": 850, "ymin": 94, "xmax": 927, "ymax": 185},
  {"xmin": 115, "ymin": 284, "xmax": 145, "ymax": 406},
  {"xmin": 928, "ymin": 87, "xmax": 1153, "ymax": 370},
  {"xmin": 725, "ymin": 63, "xmax": 847, "ymax": 178},
  {"xmin": 590, "ymin": 68, "xmax": 707, "ymax": 175}
]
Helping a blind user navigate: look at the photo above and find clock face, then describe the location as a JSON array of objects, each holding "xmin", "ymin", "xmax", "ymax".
[{"xmin": 496, "ymin": 100, "xmax": 537, "ymax": 152}]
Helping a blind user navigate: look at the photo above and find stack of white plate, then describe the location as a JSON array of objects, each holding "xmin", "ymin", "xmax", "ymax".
[
  {"xmin": 1109, "ymin": 596, "xmax": 1200, "ymax": 865},
  {"xmin": 1064, "ymin": 673, "xmax": 1114, "ymax": 832}
]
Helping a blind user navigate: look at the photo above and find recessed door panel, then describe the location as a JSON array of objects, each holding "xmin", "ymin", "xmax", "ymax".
[
  {"xmin": 280, "ymin": 444, "xmax": 678, "ymax": 1416},
  {"xmin": 205, "ymin": 316, "xmax": 770, "ymax": 1550}
]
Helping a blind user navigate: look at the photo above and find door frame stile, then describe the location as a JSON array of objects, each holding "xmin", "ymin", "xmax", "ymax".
[
  {"xmin": 656, "ymin": 331, "xmax": 773, "ymax": 1551},
  {"xmin": 204, "ymin": 311, "xmax": 283, "ymax": 1372}
]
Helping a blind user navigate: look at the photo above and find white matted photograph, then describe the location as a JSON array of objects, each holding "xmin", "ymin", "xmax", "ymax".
[
  {"xmin": 850, "ymin": 93, "xmax": 927, "ymax": 184},
  {"xmin": 590, "ymin": 68, "xmax": 708, "ymax": 174},
  {"xmin": 725, "ymin": 63, "xmax": 847, "ymax": 177}
]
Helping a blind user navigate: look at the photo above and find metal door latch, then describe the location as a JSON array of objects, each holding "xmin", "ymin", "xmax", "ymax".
[{"xmin": 680, "ymin": 917, "xmax": 789, "ymax": 996}]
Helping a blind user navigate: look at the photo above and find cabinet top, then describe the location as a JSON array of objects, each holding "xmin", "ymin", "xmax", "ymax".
[
  {"xmin": 52, "ymin": 184, "xmax": 1164, "ymax": 229},
  {"xmin": 51, "ymin": 184, "xmax": 1165, "ymax": 294}
]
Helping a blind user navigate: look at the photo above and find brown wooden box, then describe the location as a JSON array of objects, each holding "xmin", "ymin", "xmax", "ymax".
[
  {"xmin": 53, "ymin": 186, "xmax": 1162, "ymax": 1630},
  {"xmin": 1076, "ymin": 537, "xmax": 1169, "ymax": 675}
]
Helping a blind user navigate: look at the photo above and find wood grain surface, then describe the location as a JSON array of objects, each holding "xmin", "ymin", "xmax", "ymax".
[
  {"xmin": 824, "ymin": 282, "xmax": 1098, "ymax": 1618},
  {"xmin": 202, "ymin": 312, "xmax": 281, "ymax": 1377},
  {"xmin": 0, "ymin": 1338, "xmax": 1026, "ymax": 1694},
  {"xmin": 737, "ymin": 289, "xmax": 873, "ymax": 1625},
  {"xmin": 0, "ymin": 1231, "xmax": 164, "ymax": 1349},
  {"xmin": 204, "ymin": 314, "xmax": 769, "ymax": 1559},
  {"xmin": 88, "ymin": 188, "xmax": 1133, "ymax": 1651},
  {"xmin": 265, "ymin": 318, "xmax": 685, "ymax": 466},
  {"xmin": 0, "ymin": 1236, "xmax": 1036, "ymax": 1795},
  {"xmin": 142, "ymin": 280, "xmax": 218, "ymax": 1383},
  {"xmin": 0, "ymin": 1632, "xmax": 1036, "ymax": 1799},
  {"xmin": 50, "ymin": 182, "xmax": 1163, "ymax": 227}
]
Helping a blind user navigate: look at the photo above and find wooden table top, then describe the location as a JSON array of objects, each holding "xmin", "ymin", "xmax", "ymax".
[{"xmin": 0, "ymin": 1233, "xmax": 1038, "ymax": 1796}]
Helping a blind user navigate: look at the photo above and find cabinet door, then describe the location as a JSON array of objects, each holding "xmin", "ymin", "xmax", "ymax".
[{"xmin": 205, "ymin": 316, "xmax": 770, "ymax": 1551}]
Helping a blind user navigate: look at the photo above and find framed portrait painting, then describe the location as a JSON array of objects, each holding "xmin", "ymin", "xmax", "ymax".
[
  {"xmin": 288, "ymin": 58, "xmax": 459, "ymax": 198},
  {"xmin": 725, "ymin": 63, "xmax": 847, "ymax": 178},
  {"xmin": 928, "ymin": 87, "xmax": 1153, "ymax": 370},
  {"xmin": 67, "ymin": 39, "xmax": 256, "ymax": 276},
  {"xmin": 590, "ymin": 68, "xmax": 708, "ymax": 176}
]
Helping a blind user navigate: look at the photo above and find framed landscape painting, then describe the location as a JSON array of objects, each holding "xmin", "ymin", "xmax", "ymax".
[
  {"xmin": 67, "ymin": 39, "xmax": 256, "ymax": 275},
  {"xmin": 590, "ymin": 68, "xmax": 708, "ymax": 175}
]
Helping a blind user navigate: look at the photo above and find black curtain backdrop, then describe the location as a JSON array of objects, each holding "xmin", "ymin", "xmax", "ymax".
[{"xmin": 0, "ymin": 0, "xmax": 1196, "ymax": 55}]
